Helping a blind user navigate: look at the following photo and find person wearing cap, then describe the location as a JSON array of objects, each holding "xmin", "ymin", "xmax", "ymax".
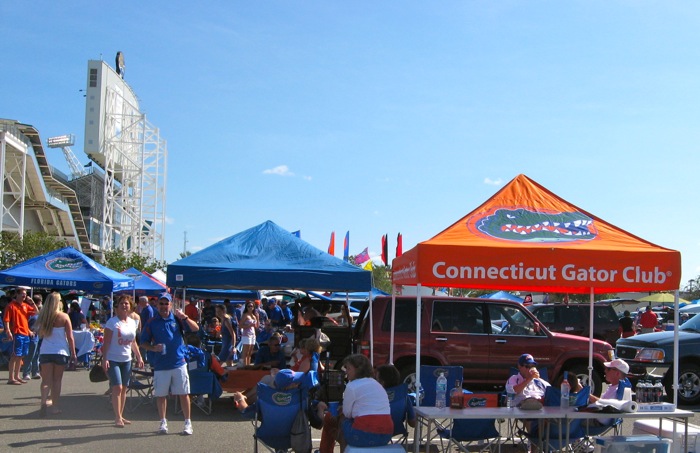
[
  {"xmin": 505, "ymin": 353, "xmax": 551, "ymax": 407},
  {"xmin": 140, "ymin": 292, "xmax": 199, "ymax": 435},
  {"xmin": 231, "ymin": 367, "xmax": 312, "ymax": 414},
  {"xmin": 265, "ymin": 298, "xmax": 284, "ymax": 328},
  {"xmin": 587, "ymin": 358, "xmax": 631, "ymax": 425},
  {"xmin": 279, "ymin": 299, "xmax": 293, "ymax": 326}
]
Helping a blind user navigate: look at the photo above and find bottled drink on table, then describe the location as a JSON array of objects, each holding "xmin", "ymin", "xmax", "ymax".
[
  {"xmin": 450, "ymin": 380, "xmax": 463, "ymax": 408},
  {"xmin": 560, "ymin": 371, "xmax": 571, "ymax": 409},
  {"xmin": 435, "ymin": 372, "xmax": 447, "ymax": 409}
]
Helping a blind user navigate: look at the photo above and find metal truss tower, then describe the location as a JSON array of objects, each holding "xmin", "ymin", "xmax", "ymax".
[{"xmin": 99, "ymin": 84, "xmax": 167, "ymax": 261}]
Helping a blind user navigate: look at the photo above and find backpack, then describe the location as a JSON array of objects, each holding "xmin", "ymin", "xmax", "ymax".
[{"xmin": 290, "ymin": 390, "xmax": 312, "ymax": 453}]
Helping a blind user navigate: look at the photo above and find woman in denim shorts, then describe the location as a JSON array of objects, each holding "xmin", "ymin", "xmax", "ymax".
[
  {"xmin": 102, "ymin": 295, "xmax": 144, "ymax": 427},
  {"xmin": 36, "ymin": 293, "xmax": 76, "ymax": 416}
]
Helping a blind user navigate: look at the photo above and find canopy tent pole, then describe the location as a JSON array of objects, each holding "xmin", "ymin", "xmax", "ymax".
[
  {"xmin": 588, "ymin": 287, "xmax": 594, "ymax": 387},
  {"xmin": 674, "ymin": 290, "xmax": 679, "ymax": 406},
  {"xmin": 415, "ymin": 284, "xmax": 422, "ymax": 407},
  {"xmin": 369, "ymin": 291, "xmax": 374, "ymax": 366},
  {"xmin": 389, "ymin": 284, "xmax": 396, "ymax": 364}
]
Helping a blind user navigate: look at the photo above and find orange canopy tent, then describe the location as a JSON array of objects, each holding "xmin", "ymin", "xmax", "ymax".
[
  {"xmin": 389, "ymin": 174, "xmax": 682, "ymax": 403},
  {"xmin": 392, "ymin": 174, "xmax": 681, "ymax": 294}
]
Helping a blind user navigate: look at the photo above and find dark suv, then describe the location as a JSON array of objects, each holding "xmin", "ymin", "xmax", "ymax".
[
  {"xmin": 528, "ymin": 302, "xmax": 620, "ymax": 346},
  {"xmin": 616, "ymin": 312, "xmax": 700, "ymax": 406},
  {"xmin": 354, "ymin": 296, "xmax": 615, "ymax": 395}
]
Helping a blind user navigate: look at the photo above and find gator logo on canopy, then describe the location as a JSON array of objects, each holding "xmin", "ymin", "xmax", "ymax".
[
  {"xmin": 469, "ymin": 208, "xmax": 597, "ymax": 243},
  {"xmin": 45, "ymin": 258, "xmax": 83, "ymax": 272}
]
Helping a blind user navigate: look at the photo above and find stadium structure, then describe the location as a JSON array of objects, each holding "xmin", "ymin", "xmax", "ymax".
[{"xmin": 0, "ymin": 54, "xmax": 167, "ymax": 261}]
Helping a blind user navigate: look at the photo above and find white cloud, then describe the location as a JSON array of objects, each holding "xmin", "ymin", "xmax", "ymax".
[
  {"xmin": 484, "ymin": 177, "xmax": 504, "ymax": 186},
  {"xmin": 263, "ymin": 165, "xmax": 295, "ymax": 177}
]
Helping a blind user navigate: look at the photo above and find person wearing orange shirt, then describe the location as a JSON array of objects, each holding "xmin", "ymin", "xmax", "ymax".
[
  {"xmin": 3, "ymin": 287, "xmax": 38, "ymax": 385},
  {"xmin": 184, "ymin": 298, "xmax": 200, "ymax": 324}
]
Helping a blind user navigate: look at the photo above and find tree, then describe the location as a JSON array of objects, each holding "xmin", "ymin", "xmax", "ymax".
[
  {"xmin": 684, "ymin": 276, "xmax": 700, "ymax": 301},
  {"xmin": 101, "ymin": 249, "xmax": 168, "ymax": 274},
  {"xmin": 0, "ymin": 231, "xmax": 67, "ymax": 270}
]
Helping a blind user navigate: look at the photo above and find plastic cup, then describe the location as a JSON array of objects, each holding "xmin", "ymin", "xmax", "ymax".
[{"xmin": 328, "ymin": 401, "xmax": 340, "ymax": 417}]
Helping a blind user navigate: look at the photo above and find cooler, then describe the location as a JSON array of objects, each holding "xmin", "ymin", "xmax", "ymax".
[
  {"xmin": 633, "ymin": 419, "xmax": 700, "ymax": 453},
  {"xmin": 595, "ymin": 435, "xmax": 672, "ymax": 453}
]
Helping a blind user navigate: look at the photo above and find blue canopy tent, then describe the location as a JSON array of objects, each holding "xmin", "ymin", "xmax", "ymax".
[
  {"xmin": 0, "ymin": 247, "xmax": 133, "ymax": 294},
  {"xmin": 167, "ymin": 221, "xmax": 371, "ymax": 292},
  {"xmin": 119, "ymin": 267, "xmax": 167, "ymax": 296},
  {"xmin": 479, "ymin": 290, "xmax": 524, "ymax": 303}
]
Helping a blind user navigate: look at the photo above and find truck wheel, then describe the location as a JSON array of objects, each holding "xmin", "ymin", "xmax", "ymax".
[
  {"xmin": 569, "ymin": 365, "xmax": 603, "ymax": 396},
  {"xmin": 399, "ymin": 364, "xmax": 417, "ymax": 394},
  {"xmin": 666, "ymin": 364, "xmax": 700, "ymax": 405}
]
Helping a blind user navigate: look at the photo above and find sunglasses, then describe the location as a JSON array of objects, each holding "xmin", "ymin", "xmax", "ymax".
[{"xmin": 159, "ymin": 302, "xmax": 170, "ymax": 306}]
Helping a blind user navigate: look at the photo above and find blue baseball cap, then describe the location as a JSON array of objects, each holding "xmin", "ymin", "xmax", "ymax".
[
  {"xmin": 518, "ymin": 354, "xmax": 537, "ymax": 366},
  {"xmin": 159, "ymin": 292, "xmax": 172, "ymax": 302},
  {"xmin": 274, "ymin": 369, "xmax": 304, "ymax": 389}
]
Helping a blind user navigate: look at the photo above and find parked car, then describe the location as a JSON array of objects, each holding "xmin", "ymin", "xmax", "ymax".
[
  {"xmin": 527, "ymin": 302, "xmax": 621, "ymax": 346},
  {"xmin": 616, "ymin": 312, "xmax": 700, "ymax": 405},
  {"xmin": 354, "ymin": 296, "xmax": 615, "ymax": 395}
]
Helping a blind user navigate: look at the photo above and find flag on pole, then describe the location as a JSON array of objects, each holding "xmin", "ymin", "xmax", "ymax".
[
  {"xmin": 355, "ymin": 247, "xmax": 370, "ymax": 265},
  {"xmin": 292, "ymin": 230, "xmax": 301, "ymax": 238},
  {"xmin": 362, "ymin": 260, "xmax": 373, "ymax": 271},
  {"xmin": 381, "ymin": 234, "xmax": 388, "ymax": 265},
  {"xmin": 328, "ymin": 231, "xmax": 335, "ymax": 256},
  {"xmin": 343, "ymin": 231, "xmax": 349, "ymax": 262},
  {"xmin": 396, "ymin": 232, "xmax": 403, "ymax": 257}
]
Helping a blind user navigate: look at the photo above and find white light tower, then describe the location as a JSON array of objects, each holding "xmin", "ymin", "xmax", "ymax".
[{"xmin": 83, "ymin": 58, "xmax": 167, "ymax": 261}]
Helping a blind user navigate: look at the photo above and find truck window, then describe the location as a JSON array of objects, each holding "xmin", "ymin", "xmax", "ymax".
[
  {"xmin": 432, "ymin": 301, "xmax": 484, "ymax": 333},
  {"xmin": 381, "ymin": 299, "xmax": 416, "ymax": 333},
  {"xmin": 488, "ymin": 305, "xmax": 543, "ymax": 337}
]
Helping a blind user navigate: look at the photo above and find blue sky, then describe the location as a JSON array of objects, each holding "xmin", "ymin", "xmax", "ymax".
[{"xmin": 3, "ymin": 2, "xmax": 699, "ymax": 289}]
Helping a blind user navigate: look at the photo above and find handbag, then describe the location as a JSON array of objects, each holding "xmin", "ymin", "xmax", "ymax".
[
  {"xmin": 89, "ymin": 358, "xmax": 109, "ymax": 383},
  {"xmin": 290, "ymin": 389, "xmax": 312, "ymax": 453}
]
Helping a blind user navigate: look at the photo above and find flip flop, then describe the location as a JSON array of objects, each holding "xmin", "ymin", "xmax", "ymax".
[
  {"xmin": 17, "ymin": 379, "xmax": 28, "ymax": 384},
  {"xmin": 121, "ymin": 418, "xmax": 132, "ymax": 425},
  {"xmin": 7, "ymin": 380, "xmax": 21, "ymax": 385}
]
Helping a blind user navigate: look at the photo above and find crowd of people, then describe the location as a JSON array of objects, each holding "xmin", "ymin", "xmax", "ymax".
[{"xmin": 2, "ymin": 287, "xmax": 641, "ymax": 450}]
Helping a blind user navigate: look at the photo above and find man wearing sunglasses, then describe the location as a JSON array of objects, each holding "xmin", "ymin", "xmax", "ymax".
[
  {"xmin": 505, "ymin": 353, "xmax": 550, "ymax": 407},
  {"xmin": 141, "ymin": 293, "xmax": 199, "ymax": 435}
]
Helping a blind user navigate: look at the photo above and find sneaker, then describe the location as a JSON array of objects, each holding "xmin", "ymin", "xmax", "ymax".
[
  {"xmin": 159, "ymin": 419, "xmax": 168, "ymax": 434},
  {"xmin": 32, "ymin": 374, "xmax": 41, "ymax": 380},
  {"xmin": 182, "ymin": 421, "xmax": 193, "ymax": 435},
  {"xmin": 22, "ymin": 374, "xmax": 31, "ymax": 381}
]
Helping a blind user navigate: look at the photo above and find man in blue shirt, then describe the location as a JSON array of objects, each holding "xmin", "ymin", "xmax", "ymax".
[
  {"xmin": 280, "ymin": 299, "xmax": 293, "ymax": 326},
  {"xmin": 141, "ymin": 293, "xmax": 199, "ymax": 436},
  {"xmin": 252, "ymin": 333, "xmax": 287, "ymax": 369},
  {"xmin": 265, "ymin": 298, "xmax": 285, "ymax": 328}
]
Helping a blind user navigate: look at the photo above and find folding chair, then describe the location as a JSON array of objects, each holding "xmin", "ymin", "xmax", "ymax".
[
  {"xmin": 127, "ymin": 369, "xmax": 154, "ymax": 412},
  {"xmin": 418, "ymin": 365, "xmax": 463, "ymax": 407},
  {"xmin": 438, "ymin": 390, "xmax": 500, "ymax": 453},
  {"xmin": 527, "ymin": 386, "xmax": 591, "ymax": 453},
  {"xmin": 253, "ymin": 383, "xmax": 309, "ymax": 453},
  {"xmin": 175, "ymin": 369, "xmax": 223, "ymax": 415},
  {"xmin": 573, "ymin": 379, "xmax": 630, "ymax": 452},
  {"xmin": 386, "ymin": 383, "xmax": 414, "ymax": 445}
]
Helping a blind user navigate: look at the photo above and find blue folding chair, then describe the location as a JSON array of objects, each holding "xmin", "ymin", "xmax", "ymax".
[
  {"xmin": 438, "ymin": 390, "xmax": 500, "ymax": 453},
  {"xmin": 418, "ymin": 365, "xmax": 463, "ymax": 407},
  {"xmin": 528, "ymin": 386, "xmax": 591, "ymax": 452},
  {"xmin": 253, "ymin": 371, "xmax": 319, "ymax": 453},
  {"xmin": 386, "ymin": 383, "xmax": 415, "ymax": 445},
  {"xmin": 574, "ymin": 379, "xmax": 631, "ymax": 452}
]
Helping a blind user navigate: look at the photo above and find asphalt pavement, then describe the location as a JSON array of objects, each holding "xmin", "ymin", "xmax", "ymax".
[{"xmin": 1, "ymin": 367, "xmax": 698, "ymax": 452}]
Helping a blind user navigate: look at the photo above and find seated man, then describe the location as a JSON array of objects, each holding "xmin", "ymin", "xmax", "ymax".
[
  {"xmin": 506, "ymin": 353, "xmax": 550, "ymax": 407},
  {"xmin": 249, "ymin": 333, "xmax": 286, "ymax": 370},
  {"xmin": 587, "ymin": 358, "xmax": 631, "ymax": 426}
]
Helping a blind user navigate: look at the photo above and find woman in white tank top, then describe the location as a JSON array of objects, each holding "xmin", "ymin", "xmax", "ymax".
[{"xmin": 36, "ymin": 292, "xmax": 76, "ymax": 416}]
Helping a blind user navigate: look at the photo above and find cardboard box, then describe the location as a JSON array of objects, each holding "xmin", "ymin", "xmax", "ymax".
[
  {"xmin": 463, "ymin": 393, "xmax": 499, "ymax": 408},
  {"xmin": 633, "ymin": 418, "xmax": 700, "ymax": 453}
]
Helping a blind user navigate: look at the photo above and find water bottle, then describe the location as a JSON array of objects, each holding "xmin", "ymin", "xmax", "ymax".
[
  {"xmin": 639, "ymin": 380, "xmax": 648, "ymax": 403},
  {"xmin": 560, "ymin": 371, "xmax": 571, "ymax": 409},
  {"xmin": 654, "ymin": 380, "xmax": 663, "ymax": 403},
  {"xmin": 435, "ymin": 372, "xmax": 447, "ymax": 409},
  {"xmin": 506, "ymin": 392, "xmax": 515, "ymax": 409}
]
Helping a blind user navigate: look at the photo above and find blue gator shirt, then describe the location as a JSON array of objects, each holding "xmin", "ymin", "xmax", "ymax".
[{"xmin": 141, "ymin": 312, "xmax": 187, "ymax": 371}]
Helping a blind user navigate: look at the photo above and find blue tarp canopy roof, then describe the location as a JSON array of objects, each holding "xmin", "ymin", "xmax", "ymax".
[
  {"xmin": 119, "ymin": 268, "xmax": 167, "ymax": 295},
  {"xmin": 329, "ymin": 287, "xmax": 390, "ymax": 301},
  {"xmin": 179, "ymin": 288, "xmax": 260, "ymax": 300},
  {"xmin": 0, "ymin": 247, "xmax": 133, "ymax": 294},
  {"xmin": 167, "ymin": 221, "xmax": 372, "ymax": 292},
  {"xmin": 479, "ymin": 290, "xmax": 524, "ymax": 303}
]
